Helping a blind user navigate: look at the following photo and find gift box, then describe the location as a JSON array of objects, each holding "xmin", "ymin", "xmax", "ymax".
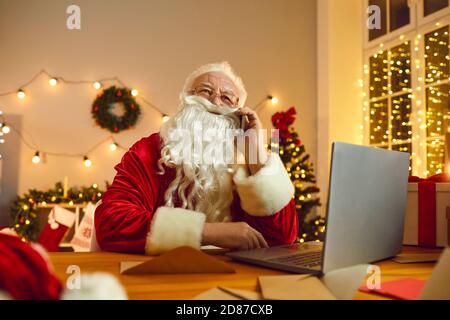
[{"xmin": 404, "ymin": 174, "xmax": 450, "ymax": 247}]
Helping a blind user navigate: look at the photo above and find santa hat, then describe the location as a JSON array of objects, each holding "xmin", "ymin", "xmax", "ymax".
[
  {"xmin": 0, "ymin": 233, "xmax": 127, "ymax": 300},
  {"xmin": 0, "ymin": 233, "xmax": 62, "ymax": 300},
  {"xmin": 180, "ymin": 61, "xmax": 248, "ymax": 108}
]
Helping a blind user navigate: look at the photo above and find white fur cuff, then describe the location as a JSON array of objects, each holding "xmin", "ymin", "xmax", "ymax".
[
  {"xmin": 145, "ymin": 206, "xmax": 206, "ymax": 255},
  {"xmin": 61, "ymin": 272, "xmax": 127, "ymax": 300},
  {"xmin": 233, "ymin": 153, "xmax": 294, "ymax": 216}
]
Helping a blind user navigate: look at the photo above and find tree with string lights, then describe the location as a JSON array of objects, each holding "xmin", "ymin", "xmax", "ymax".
[{"xmin": 270, "ymin": 107, "xmax": 325, "ymax": 242}]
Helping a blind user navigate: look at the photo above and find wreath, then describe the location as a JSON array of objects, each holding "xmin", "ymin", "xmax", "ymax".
[{"xmin": 92, "ymin": 86, "xmax": 141, "ymax": 133}]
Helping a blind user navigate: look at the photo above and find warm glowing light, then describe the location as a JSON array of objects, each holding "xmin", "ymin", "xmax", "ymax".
[
  {"xmin": 162, "ymin": 114, "xmax": 170, "ymax": 123},
  {"xmin": 1, "ymin": 125, "xmax": 10, "ymax": 134},
  {"xmin": 84, "ymin": 156, "xmax": 92, "ymax": 167},
  {"xmin": 93, "ymin": 81, "xmax": 102, "ymax": 90},
  {"xmin": 109, "ymin": 142, "xmax": 118, "ymax": 151},
  {"xmin": 32, "ymin": 151, "xmax": 41, "ymax": 164},
  {"xmin": 270, "ymin": 96, "xmax": 279, "ymax": 104},
  {"xmin": 131, "ymin": 89, "xmax": 139, "ymax": 96},
  {"xmin": 48, "ymin": 78, "xmax": 58, "ymax": 86},
  {"xmin": 17, "ymin": 89, "xmax": 26, "ymax": 99}
]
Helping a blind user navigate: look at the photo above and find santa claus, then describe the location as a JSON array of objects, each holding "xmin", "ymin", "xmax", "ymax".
[{"xmin": 95, "ymin": 61, "xmax": 298, "ymax": 255}]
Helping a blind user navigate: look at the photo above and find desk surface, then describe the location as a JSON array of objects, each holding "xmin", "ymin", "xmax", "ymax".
[{"xmin": 48, "ymin": 246, "xmax": 442, "ymax": 300}]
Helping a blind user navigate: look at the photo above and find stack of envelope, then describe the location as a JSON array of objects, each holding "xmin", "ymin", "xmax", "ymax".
[{"xmin": 193, "ymin": 264, "xmax": 370, "ymax": 300}]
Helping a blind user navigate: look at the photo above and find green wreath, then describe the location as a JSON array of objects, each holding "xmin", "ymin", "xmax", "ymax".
[{"xmin": 92, "ymin": 86, "xmax": 141, "ymax": 133}]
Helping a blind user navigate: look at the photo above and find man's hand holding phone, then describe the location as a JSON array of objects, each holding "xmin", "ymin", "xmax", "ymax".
[{"xmin": 234, "ymin": 107, "xmax": 268, "ymax": 174}]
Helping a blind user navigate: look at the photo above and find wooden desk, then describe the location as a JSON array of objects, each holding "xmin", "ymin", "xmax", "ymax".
[{"xmin": 48, "ymin": 246, "xmax": 442, "ymax": 300}]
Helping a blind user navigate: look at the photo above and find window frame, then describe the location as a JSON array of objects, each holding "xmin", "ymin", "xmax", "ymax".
[
  {"xmin": 364, "ymin": 0, "xmax": 417, "ymax": 50},
  {"xmin": 363, "ymin": 0, "xmax": 449, "ymax": 176},
  {"xmin": 417, "ymin": 0, "xmax": 450, "ymax": 26}
]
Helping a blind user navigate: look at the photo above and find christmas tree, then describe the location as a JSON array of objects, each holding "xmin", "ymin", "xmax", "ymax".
[{"xmin": 271, "ymin": 107, "xmax": 325, "ymax": 242}]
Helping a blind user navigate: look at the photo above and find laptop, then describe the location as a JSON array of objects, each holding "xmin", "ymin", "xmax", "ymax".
[{"xmin": 226, "ymin": 142, "xmax": 410, "ymax": 275}]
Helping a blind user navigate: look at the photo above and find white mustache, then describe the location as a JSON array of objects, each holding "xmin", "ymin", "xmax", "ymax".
[{"xmin": 184, "ymin": 95, "xmax": 240, "ymax": 118}]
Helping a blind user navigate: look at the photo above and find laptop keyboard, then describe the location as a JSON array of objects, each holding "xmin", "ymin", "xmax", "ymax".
[{"xmin": 267, "ymin": 250, "xmax": 322, "ymax": 268}]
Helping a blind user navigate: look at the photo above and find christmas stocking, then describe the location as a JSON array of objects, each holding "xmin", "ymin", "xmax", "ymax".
[
  {"xmin": 70, "ymin": 202, "xmax": 96, "ymax": 252},
  {"xmin": 38, "ymin": 205, "xmax": 75, "ymax": 252}
]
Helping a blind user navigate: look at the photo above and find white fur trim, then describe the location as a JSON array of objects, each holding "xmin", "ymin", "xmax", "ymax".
[
  {"xmin": 233, "ymin": 153, "xmax": 294, "ymax": 216},
  {"xmin": 180, "ymin": 61, "xmax": 247, "ymax": 108},
  {"xmin": 0, "ymin": 290, "xmax": 11, "ymax": 300},
  {"xmin": 145, "ymin": 206, "xmax": 206, "ymax": 255},
  {"xmin": 52, "ymin": 205, "xmax": 76, "ymax": 227},
  {"xmin": 61, "ymin": 272, "xmax": 127, "ymax": 300}
]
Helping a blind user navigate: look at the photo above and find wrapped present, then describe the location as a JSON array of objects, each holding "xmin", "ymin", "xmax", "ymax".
[{"xmin": 404, "ymin": 174, "xmax": 450, "ymax": 247}]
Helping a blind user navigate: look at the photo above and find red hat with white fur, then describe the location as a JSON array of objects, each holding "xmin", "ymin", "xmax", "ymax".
[{"xmin": 0, "ymin": 233, "xmax": 127, "ymax": 300}]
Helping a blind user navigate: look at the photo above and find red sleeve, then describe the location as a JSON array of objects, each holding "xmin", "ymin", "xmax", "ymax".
[
  {"xmin": 231, "ymin": 153, "xmax": 299, "ymax": 247},
  {"xmin": 94, "ymin": 133, "xmax": 162, "ymax": 254},
  {"xmin": 233, "ymin": 198, "xmax": 298, "ymax": 246}
]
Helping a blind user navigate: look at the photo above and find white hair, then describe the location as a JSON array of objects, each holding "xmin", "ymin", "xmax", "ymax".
[
  {"xmin": 158, "ymin": 95, "xmax": 240, "ymax": 221},
  {"xmin": 180, "ymin": 61, "xmax": 248, "ymax": 108}
]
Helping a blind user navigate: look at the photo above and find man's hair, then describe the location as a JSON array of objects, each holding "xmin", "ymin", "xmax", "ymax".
[{"xmin": 179, "ymin": 61, "xmax": 248, "ymax": 108}]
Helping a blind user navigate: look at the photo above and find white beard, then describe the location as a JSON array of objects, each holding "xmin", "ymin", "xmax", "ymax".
[{"xmin": 158, "ymin": 95, "xmax": 240, "ymax": 222}]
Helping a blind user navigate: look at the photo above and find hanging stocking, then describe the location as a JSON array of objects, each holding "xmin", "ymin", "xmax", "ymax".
[
  {"xmin": 70, "ymin": 202, "xmax": 96, "ymax": 252},
  {"xmin": 37, "ymin": 205, "xmax": 75, "ymax": 252}
]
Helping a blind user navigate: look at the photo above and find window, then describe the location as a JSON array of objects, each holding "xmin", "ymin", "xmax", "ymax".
[
  {"xmin": 368, "ymin": 42, "xmax": 413, "ymax": 171},
  {"xmin": 364, "ymin": 0, "xmax": 449, "ymax": 176},
  {"xmin": 368, "ymin": 0, "xmax": 412, "ymax": 41},
  {"xmin": 424, "ymin": 0, "xmax": 449, "ymax": 16},
  {"xmin": 390, "ymin": 0, "xmax": 411, "ymax": 31},
  {"xmin": 424, "ymin": 26, "xmax": 449, "ymax": 174}
]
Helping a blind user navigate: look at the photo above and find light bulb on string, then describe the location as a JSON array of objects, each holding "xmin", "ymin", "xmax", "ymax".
[
  {"xmin": 93, "ymin": 81, "xmax": 102, "ymax": 90},
  {"xmin": 32, "ymin": 151, "xmax": 41, "ymax": 164},
  {"xmin": 83, "ymin": 156, "xmax": 92, "ymax": 167},
  {"xmin": 48, "ymin": 78, "xmax": 58, "ymax": 87},
  {"xmin": 268, "ymin": 95, "xmax": 279, "ymax": 104},
  {"xmin": 109, "ymin": 142, "xmax": 118, "ymax": 151},
  {"xmin": 1, "ymin": 124, "xmax": 10, "ymax": 134},
  {"xmin": 131, "ymin": 89, "xmax": 139, "ymax": 97},
  {"xmin": 17, "ymin": 89, "xmax": 26, "ymax": 100},
  {"xmin": 0, "ymin": 139, "xmax": 4, "ymax": 144},
  {"xmin": 162, "ymin": 114, "xmax": 170, "ymax": 123}
]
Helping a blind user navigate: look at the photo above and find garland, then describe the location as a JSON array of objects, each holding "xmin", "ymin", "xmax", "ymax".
[
  {"xmin": 10, "ymin": 181, "xmax": 109, "ymax": 241},
  {"xmin": 92, "ymin": 86, "xmax": 141, "ymax": 133}
]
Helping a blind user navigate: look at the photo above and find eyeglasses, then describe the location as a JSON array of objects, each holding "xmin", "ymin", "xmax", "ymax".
[{"xmin": 190, "ymin": 85, "xmax": 239, "ymax": 107}]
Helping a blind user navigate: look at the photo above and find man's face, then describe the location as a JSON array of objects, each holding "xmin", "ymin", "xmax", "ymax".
[{"xmin": 189, "ymin": 72, "xmax": 239, "ymax": 108}]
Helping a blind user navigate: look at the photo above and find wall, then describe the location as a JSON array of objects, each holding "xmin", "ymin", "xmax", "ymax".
[
  {"xmin": 0, "ymin": 0, "xmax": 317, "ymax": 224},
  {"xmin": 316, "ymin": 0, "xmax": 364, "ymax": 215}
]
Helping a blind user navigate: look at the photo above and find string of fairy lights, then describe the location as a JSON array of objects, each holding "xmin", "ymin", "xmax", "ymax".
[
  {"xmin": 0, "ymin": 69, "xmax": 279, "ymax": 167},
  {"xmin": 360, "ymin": 19, "xmax": 450, "ymax": 177}
]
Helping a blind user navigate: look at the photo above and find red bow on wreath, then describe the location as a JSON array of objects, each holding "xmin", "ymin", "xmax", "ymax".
[{"xmin": 271, "ymin": 107, "xmax": 300, "ymax": 143}]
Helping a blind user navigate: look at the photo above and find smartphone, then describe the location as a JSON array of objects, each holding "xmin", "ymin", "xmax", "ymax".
[{"xmin": 240, "ymin": 115, "xmax": 249, "ymax": 131}]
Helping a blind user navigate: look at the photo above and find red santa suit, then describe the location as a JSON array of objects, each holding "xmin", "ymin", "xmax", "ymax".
[{"xmin": 95, "ymin": 132, "xmax": 298, "ymax": 255}]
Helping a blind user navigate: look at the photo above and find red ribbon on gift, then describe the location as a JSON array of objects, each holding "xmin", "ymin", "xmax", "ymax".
[{"xmin": 408, "ymin": 173, "xmax": 450, "ymax": 247}]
